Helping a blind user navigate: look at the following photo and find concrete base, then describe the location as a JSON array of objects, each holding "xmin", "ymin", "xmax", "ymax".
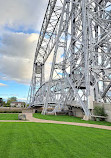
[
  {"xmin": 83, "ymin": 115, "xmax": 91, "ymax": 121},
  {"xmin": 93, "ymin": 102, "xmax": 111, "ymax": 122},
  {"xmin": 68, "ymin": 107, "xmax": 84, "ymax": 118}
]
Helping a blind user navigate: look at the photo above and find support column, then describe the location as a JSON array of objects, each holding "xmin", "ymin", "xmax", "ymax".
[{"xmin": 82, "ymin": 0, "xmax": 90, "ymax": 118}]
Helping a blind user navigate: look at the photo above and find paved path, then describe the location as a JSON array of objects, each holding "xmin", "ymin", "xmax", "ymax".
[
  {"xmin": 0, "ymin": 113, "xmax": 111, "ymax": 130},
  {"xmin": 25, "ymin": 113, "xmax": 111, "ymax": 130}
]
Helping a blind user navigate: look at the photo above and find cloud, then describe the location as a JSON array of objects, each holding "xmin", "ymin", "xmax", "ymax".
[
  {"xmin": 0, "ymin": 83, "xmax": 7, "ymax": 86},
  {"xmin": 0, "ymin": 31, "xmax": 64, "ymax": 84},
  {"xmin": 0, "ymin": 0, "xmax": 50, "ymax": 85},
  {"xmin": 18, "ymin": 97, "xmax": 27, "ymax": 101},
  {"xmin": 0, "ymin": 0, "xmax": 48, "ymax": 31},
  {"xmin": 0, "ymin": 0, "xmax": 64, "ymax": 85},
  {"xmin": 0, "ymin": 32, "xmax": 39, "ymax": 84},
  {"xmin": 0, "ymin": 32, "xmax": 38, "ymax": 59}
]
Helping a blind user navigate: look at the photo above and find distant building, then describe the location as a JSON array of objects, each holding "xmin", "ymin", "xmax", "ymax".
[{"xmin": 10, "ymin": 102, "xmax": 25, "ymax": 108}]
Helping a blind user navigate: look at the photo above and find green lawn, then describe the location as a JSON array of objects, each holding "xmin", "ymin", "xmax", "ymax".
[
  {"xmin": 0, "ymin": 114, "xmax": 18, "ymax": 120},
  {"xmin": 33, "ymin": 113, "xmax": 111, "ymax": 126},
  {"xmin": 0, "ymin": 122, "xmax": 111, "ymax": 158}
]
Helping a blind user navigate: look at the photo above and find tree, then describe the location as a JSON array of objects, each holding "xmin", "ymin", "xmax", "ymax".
[
  {"xmin": 0, "ymin": 98, "xmax": 6, "ymax": 107},
  {"xmin": 0, "ymin": 98, "xmax": 3, "ymax": 107},
  {"xmin": 26, "ymin": 104, "xmax": 29, "ymax": 107},
  {"xmin": 7, "ymin": 97, "xmax": 17, "ymax": 106}
]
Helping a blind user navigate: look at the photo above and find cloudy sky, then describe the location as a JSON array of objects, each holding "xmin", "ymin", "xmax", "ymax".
[{"xmin": 0, "ymin": 0, "xmax": 48, "ymax": 101}]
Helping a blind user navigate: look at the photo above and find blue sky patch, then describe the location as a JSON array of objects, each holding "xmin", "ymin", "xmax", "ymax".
[
  {"xmin": 4, "ymin": 25, "xmax": 40, "ymax": 34},
  {"xmin": 0, "ymin": 79, "xmax": 29, "ymax": 101}
]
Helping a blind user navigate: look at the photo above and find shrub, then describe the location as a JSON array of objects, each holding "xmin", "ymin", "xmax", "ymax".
[{"xmin": 94, "ymin": 106, "xmax": 107, "ymax": 117}]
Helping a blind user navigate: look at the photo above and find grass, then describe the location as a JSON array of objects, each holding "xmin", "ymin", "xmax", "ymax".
[
  {"xmin": 0, "ymin": 122, "xmax": 111, "ymax": 158},
  {"xmin": 33, "ymin": 113, "xmax": 111, "ymax": 126},
  {"xmin": 0, "ymin": 114, "xmax": 18, "ymax": 120}
]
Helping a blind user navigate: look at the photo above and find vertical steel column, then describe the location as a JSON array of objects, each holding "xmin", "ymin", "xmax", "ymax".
[
  {"xmin": 82, "ymin": 0, "xmax": 90, "ymax": 104},
  {"xmin": 94, "ymin": 2, "xmax": 99, "ymax": 102},
  {"xmin": 40, "ymin": 63, "xmax": 45, "ymax": 86},
  {"xmin": 70, "ymin": 0, "xmax": 75, "ymax": 82}
]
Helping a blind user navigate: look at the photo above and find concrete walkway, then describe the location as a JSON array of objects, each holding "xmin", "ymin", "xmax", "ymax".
[
  {"xmin": 0, "ymin": 113, "xmax": 111, "ymax": 130},
  {"xmin": 25, "ymin": 113, "xmax": 111, "ymax": 130}
]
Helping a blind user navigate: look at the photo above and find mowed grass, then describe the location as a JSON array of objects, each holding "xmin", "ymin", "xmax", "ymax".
[
  {"xmin": 33, "ymin": 113, "xmax": 111, "ymax": 126},
  {"xmin": 0, "ymin": 114, "xmax": 18, "ymax": 120},
  {"xmin": 0, "ymin": 122, "xmax": 111, "ymax": 158}
]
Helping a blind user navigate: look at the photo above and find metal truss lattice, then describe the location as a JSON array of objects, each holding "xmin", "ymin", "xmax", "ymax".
[{"xmin": 27, "ymin": 0, "xmax": 111, "ymax": 117}]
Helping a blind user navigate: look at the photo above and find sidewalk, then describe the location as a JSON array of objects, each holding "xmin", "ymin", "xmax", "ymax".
[
  {"xmin": 25, "ymin": 113, "xmax": 111, "ymax": 130},
  {"xmin": 0, "ymin": 113, "xmax": 111, "ymax": 130}
]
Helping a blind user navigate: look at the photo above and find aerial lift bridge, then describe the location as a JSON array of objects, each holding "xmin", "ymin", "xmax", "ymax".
[{"xmin": 27, "ymin": 0, "xmax": 111, "ymax": 119}]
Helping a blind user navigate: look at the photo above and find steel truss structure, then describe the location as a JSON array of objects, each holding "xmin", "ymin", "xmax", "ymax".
[{"xmin": 27, "ymin": 0, "xmax": 111, "ymax": 118}]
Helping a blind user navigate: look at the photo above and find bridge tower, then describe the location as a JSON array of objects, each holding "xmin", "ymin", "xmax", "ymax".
[{"xmin": 27, "ymin": 0, "xmax": 111, "ymax": 118}]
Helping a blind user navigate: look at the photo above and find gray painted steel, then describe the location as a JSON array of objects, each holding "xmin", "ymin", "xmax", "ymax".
[{"xmin": 27, "ymin": 0, "xmax": 111, "ymax": 117}]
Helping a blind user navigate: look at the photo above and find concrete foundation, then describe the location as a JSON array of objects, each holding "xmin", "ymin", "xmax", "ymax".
[
  {"xmin": 93, "ymin": 102, "xmax": 111, "ymax": 123},
  {"xmin": 68, "ymin": 106, "xmax": 84, "ymax": 118},
  {"xmin": 67, "ymin": 102, "xmax": 111, "ymax": 122}
]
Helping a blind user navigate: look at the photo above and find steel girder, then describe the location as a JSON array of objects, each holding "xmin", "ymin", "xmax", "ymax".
[
  {"xmin": 27, "ymin": 0, "xmax": 63, "ymax": 105},
  {"xmin": 28, "ymin": 0, "xmax": 111, "ymax": 117}
]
